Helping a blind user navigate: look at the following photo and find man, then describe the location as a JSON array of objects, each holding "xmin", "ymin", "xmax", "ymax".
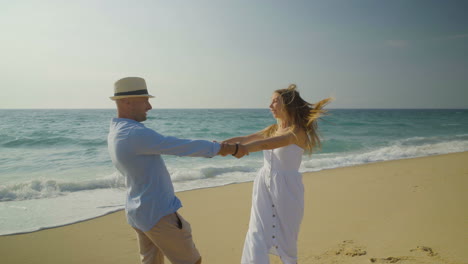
[{"xmin": 107, "ymin": 77, "xmax": 247, "ymax": 264}]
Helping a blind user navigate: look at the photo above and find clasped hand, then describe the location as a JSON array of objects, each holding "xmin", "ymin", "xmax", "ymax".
[{"xmin": 216, "ymin": 142, "xmax": 249, "ymax": 159}]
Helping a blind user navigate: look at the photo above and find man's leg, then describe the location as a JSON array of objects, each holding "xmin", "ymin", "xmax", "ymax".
[
  {"xmin": 134, "ymin": 227, "xmax": 165, "ymax": 264},
  {"xmin": 144, "ymin": 212, "xmax": 201, "ymax": 264}
]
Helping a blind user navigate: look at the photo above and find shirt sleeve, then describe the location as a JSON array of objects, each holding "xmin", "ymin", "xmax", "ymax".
[{"xmin": 130, "ymin": 127, "xmax": 221, "ymax": 157}]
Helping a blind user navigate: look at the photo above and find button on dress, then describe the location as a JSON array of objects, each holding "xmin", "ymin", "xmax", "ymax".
[{"xmin": 241, "ymin": 144, "xmax": 304, "ymax": 264}]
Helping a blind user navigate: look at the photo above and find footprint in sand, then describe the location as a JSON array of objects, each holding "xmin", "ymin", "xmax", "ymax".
[
  {"xmin": 369, "ymin": 246, "xmax": 444, "ymax": 264},
  {"xmin": 334, "ymin": 240, "xmax": 367, "ymax": 257},
  {"xmin": 309, "ymin": 240, "xmax": 367, "ymax": 262},
  {"xmin": 370, "ymin": 256, "xmax": 411, "ymax": 263},
  {"xmin": 306, "ymin": 243, "xmax": 456, "ymax": 264},
  {"xmin": 409, "ymin": 246, "xmax": 438, "ymax": 257}
]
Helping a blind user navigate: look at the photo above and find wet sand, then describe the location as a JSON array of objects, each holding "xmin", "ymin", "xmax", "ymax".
[{"xmin": 1, "ymin": 152, "xmax": 467, "ymax": 264}]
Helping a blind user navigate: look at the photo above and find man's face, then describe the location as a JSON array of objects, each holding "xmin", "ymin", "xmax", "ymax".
[{"xmin": 127, "ymin": 97, "xmax": 153, "ymax": 122}]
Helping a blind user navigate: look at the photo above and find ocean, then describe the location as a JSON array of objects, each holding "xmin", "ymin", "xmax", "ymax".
[{"xmin": 0, "ymin": 108, "xmax": 467, "ymax": 235}]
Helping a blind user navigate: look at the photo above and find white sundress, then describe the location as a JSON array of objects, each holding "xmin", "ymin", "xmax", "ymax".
[{"xmin": 241, "ymin": 144, "xmax": 305, "ymax": 264}]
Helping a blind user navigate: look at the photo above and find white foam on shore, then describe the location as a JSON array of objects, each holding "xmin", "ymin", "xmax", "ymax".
[
  {"xmin": 302, "ymin": 138, "xmax": 468, "ymax": 172},
  {"xmin": 0, "ymin": 189, "xmax": 126, "ymax": 236},
  {"xmin": 2, "ymin": 138, "xmax": 467, "ymax": 236},
  {"xmin": 0, "ymin": 172, "xmax": 125, "ymax": 202}
]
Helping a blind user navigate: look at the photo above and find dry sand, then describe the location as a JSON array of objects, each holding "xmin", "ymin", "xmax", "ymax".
[{"xmin": 1, "ymin": 152, "xmax": 467, "ymax": 264}]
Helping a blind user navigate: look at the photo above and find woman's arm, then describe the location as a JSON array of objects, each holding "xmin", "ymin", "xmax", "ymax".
[
  {"xmin": 244, "ymin": 132, "xmax": 296, "ymax": 153},
  {"xmin": 222, "ymin": 136, "xmax": 245, "ymax": 144},
  {"xmin": 223, "ymin": 131, "xmax": 265, "ymax": 145}
]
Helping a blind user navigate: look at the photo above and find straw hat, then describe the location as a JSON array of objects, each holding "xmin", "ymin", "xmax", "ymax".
[{"xmin": 110, "ymin": 77, "xmax": 155, "ymax": 100}]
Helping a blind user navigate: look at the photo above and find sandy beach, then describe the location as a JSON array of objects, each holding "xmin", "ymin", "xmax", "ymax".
[{"xmin": 1, "ymin": 152, "xmax": 467, "ymax": 264}]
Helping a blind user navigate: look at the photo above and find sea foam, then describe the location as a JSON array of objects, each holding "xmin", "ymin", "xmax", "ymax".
[{"xmin": 303, "ymin": 138, "xmax": 468, "ymax": 172}]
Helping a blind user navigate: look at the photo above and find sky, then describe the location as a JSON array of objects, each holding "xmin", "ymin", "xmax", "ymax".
[{"xmin": 1, "ymin": 0, "xmax": 467, "ymax": 109}]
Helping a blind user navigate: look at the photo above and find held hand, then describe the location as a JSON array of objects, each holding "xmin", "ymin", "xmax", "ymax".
[
  {"xmin": 217, "ymin": 143, "xmax": 249, "ymax": 158},
  {"xmin": 217, "ymin": 142, "xmax": 231, "ymax": 156},
  {"xmin": 233, "ymin": 144, "xmax": 249, "ymax": 159}
]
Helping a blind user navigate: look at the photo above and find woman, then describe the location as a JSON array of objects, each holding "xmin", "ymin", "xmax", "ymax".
[{"xmin": 223, "ymin": 84, "xmax": 331, "ymax": 264}]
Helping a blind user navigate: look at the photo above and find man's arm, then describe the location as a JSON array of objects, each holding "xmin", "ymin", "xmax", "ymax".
[
  {"xmin": 132, "ymin": 128, "xmax": 221, "ymax": 157},
  {"xmin": 132, "ymin": 127, "xmax": 248, "ymax": 158}
]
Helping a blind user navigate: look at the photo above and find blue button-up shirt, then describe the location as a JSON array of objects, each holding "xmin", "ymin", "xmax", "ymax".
[{"xmin": 107, "ymin": 118, "xmax": 221, "ymax": 231}]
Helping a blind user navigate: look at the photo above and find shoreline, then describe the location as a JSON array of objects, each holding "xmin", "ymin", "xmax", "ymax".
[
  {"xmin": 0, "ymin": 151, "xmax": 467, "ymax": 264},
  {"xmin": 1, "ymin": 151, "xmax": 467, "ymax": 237}
]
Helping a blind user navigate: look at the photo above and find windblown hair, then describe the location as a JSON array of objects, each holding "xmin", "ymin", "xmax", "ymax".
[{"xmin": 261, "ymin": 84, "xmax": 332, "ymax": 154}]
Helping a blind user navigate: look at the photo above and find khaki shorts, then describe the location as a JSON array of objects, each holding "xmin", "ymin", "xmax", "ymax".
[{"xmin": 133, "ymin": 212, "xmax": 201, "ymax": 264}]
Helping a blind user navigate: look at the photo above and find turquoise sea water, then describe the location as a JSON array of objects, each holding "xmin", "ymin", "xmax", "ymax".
[{"xmin": 0, "ymin": 108, "xmax": 467, "ymax": 235}]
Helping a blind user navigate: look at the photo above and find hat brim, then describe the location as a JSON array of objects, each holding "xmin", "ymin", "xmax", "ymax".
[{"xmin": 110, "ymin": 94, "xmax": 155, "ymax": 101}]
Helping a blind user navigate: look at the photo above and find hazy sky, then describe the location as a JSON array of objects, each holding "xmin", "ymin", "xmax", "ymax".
[{"xmin": 1, "ymin": 0, "xmax": 467, "ymax": 109}]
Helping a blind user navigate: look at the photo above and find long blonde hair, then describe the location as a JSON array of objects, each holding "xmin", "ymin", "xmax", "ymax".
[{"xmin": 261, "ymin": 84, "xmax": 332, "ymax": 154}]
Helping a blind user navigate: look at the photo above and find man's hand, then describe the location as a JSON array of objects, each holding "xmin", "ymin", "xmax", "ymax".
[
  {"xmin": 233, "ymin": 144, "xmax": 249, "ymax": 159},
  {"xmin": 217, "ymin": 143, "xmax": 249, "ymax": 158},
  {"xmin": 217, "ymin": 142, "xmax": 232, "ymax": 156}
]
